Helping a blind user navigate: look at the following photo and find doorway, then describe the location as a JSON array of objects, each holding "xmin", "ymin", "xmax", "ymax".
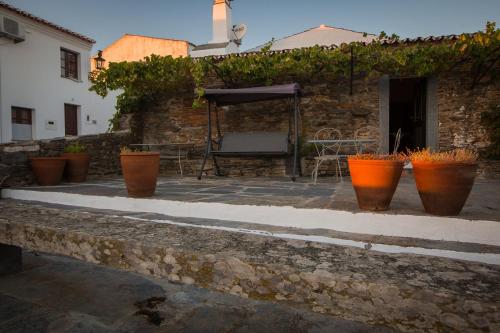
[
  {"xmin": 64, "ymin": 104, "xmax": 78, "ymax": 136},
  {"xmin": 389, "ymin": 78, "xmax": 427, "ymax": 152}
]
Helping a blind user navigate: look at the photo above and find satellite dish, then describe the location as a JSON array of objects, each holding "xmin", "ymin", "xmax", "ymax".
[{"xmin": 232, "ymin": 23, "xmax": 247, "ymax": 42}]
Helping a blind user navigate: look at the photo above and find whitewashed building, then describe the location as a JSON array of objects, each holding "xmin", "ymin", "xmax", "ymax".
[
  {"xmin": 0, "ymin": 2, "xmax": 116, "ymax": 143},
  {"xmin": 249, "ymin": 24, "xmax": 377, "ymax": 52},
  {"xmin": 190, "ymin": 0, "xmax": 244, "ymax": 58}
]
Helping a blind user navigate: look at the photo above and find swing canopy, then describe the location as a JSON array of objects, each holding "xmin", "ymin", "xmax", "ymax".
[{"xmin": 204, "ymin": 83, "xmax": 300, "ymax": 106}]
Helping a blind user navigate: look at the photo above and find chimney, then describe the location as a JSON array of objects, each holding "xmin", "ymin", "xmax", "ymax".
[{"xmin": 211, "ymin": 0, "xmax": 232, "ymax": 43}]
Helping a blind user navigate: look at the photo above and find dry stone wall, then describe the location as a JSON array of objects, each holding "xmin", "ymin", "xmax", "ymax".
[
  {"xmin": 139, "ymin": 78, "xmax": 381, "ymax": 177},
  {"xmin": 137, "ymin": 74, "xmax": 499, "ymax": 178},
  {"xmin": 0, "ymin": 131, "xmax": 132, "ymax": 187}
]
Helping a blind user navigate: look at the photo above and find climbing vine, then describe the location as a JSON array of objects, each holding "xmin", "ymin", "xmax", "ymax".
[{"xmin": 90, "ymin": 22, "xmax": 499, "ymax": 131}]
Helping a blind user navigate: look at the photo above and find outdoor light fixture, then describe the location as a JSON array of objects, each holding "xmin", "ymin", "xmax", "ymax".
[{"xmin": 94, "ymin": 50, "xmax": 105, "ymax": 70}]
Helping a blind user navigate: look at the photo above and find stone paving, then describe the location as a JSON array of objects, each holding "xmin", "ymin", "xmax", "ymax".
[
  {"xmin": 1, "ymin": 200, "xmax": 499, "ymax": 333},
  {"xmin": 16, "ymin": 174, "xmax": 500, "ymax": 221},
  {"xmin": 0, "ymin": 252, "xmax": 398, "ymax": 333}
]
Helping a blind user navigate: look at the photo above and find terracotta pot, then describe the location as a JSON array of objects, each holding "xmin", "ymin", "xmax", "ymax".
[
  {"xmin": 120, "ymin": 152, "xmax": 160, "ymax": 197},
  {"xmin": 412, "ymin": 161, "xmax": 478, "ymax": 216},
  {"xmin": 348, "ymin": 158, "xmax": 404, "ymax": 211},
  {"xmin": 62, "ymin": 152, "xmax": 90, "ymax": 182},
  {"xmin": 30, "ymin": 157, "xmax": 67, "ymax": 186}
]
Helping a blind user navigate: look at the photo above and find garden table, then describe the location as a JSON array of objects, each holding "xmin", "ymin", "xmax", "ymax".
[
  {"xmin": 307, "ymin": 139, "xmax": 377, "ymax": 156},
  {"xmin": 130, "ymin": 143, "xmax": 195, "ymax": 176}
]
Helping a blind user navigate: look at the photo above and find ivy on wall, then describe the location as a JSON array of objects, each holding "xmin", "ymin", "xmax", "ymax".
[{"xmin": 90, "ymin": 22, "xmax": 499, "ymax": 131}]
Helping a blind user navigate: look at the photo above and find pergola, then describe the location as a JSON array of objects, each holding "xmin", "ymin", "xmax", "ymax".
[{"xmin": 198, "ymin": 83, "xmax": 301, "ymax": 181}]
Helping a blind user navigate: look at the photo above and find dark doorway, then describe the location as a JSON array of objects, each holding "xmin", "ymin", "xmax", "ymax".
[
  {"xmin": 389, "ymin": 78, "xmax": 426, "ymax": 152},
  {"xmin": 64, "ymin": 104, "xmax": 78, "ymax": 136}
]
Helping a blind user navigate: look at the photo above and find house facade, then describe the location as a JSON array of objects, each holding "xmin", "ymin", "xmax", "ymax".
[
  {"xmin": 0, "ymin": 2, "xmax": 116, "ymax": 143},
  {"xmin": 91, "ymin": 34, "xmax": 193, "ymax": 71},
  {"xmin": 249, "ymin": 24, "xmax": 377, "ymax": 52},
  {"xmin": 190, "ymin": 0, "xmax": 243, "ymax": 58}
]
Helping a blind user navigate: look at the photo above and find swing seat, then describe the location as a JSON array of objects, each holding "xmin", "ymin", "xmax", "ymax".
[{"xmin": 213, "ymin": 132, "xmax": 289, "ymax": 156}]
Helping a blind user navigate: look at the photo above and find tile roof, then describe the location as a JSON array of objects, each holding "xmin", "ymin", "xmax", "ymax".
[
  {"xmin": 0, "ymin": 1, "xmax": 95, "ymax": 44},
  {"xmin": 207, "ymin": 34, "xmax": 464, "ymax": 60}
]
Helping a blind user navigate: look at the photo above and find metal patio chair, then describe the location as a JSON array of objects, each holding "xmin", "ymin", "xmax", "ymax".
[
  {"xmin": 354, "ymin": 125, "xmax": 380, "ymax": 154},
  {"xmin": 312, "ymin": 128, "xmax": 343, "ymax": 183}
]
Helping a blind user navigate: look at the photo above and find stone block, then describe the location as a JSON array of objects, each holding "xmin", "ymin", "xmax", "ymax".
[{"xmin": 0, "ymin": 244, "xmax": 22, "ymax": 275}]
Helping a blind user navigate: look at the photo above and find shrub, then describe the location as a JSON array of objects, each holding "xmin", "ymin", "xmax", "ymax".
[
  {"xmin": 409, "ymin": 148, "xmax": 478, "ymax": 163},
  {"xmin": 64, "ymin": 143, "xmax": 86, "ymax": 153}
]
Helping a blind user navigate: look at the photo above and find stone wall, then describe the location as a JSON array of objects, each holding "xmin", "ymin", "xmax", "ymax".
[
  {"xmin": 139, "ymin": 77, "xmax": 380, "ymax": 177},
  {"xmin": 135, "ymin": 73, "xmax": 499, "ymax": 178},
  {"xmin": 437, "ymin": 74, "xmax": 499, "ymax": 152},
  {"xmin": 0, "ymin": 131, "xmax": 132, "ymax": 187}
]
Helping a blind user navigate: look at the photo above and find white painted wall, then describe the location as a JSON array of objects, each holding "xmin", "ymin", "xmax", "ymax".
[
  {"xmin": 250, "ymin": 25, "xmax": 377, "ymax": 52},
  {"xmin": 211, "ymin": 0, "xmax": 232, "ymax": 43},
  {"xmin": 0, "ymin": 9, "xmax": 117, "ymax": 143}
]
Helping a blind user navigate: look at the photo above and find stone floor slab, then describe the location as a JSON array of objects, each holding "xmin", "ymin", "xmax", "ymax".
[{"xmin": 0, "ymin": 252, "xmax": 398, "ymax": 333}]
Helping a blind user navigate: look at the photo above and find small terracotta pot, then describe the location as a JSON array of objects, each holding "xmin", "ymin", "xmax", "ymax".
[
  {"xmin": 120, "ymin": 152, "xmax": 160, "ymax": 197},
  {"xmin": 62, "ymin": 152, "xmax": 90, "ymax": 182},
  {"xmin": 348, "ymin": 158, "xmax": 404, "ymax": 211},
  {"xmin": 412, "ymin": 161, "xmax": 478, "ymax": 216},
  {"xmin": 30, "ymin": 157, "xmax": 67, "ymax": 186}
]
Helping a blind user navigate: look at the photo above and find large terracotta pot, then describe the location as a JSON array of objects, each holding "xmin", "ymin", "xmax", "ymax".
[
  {"xmin": 30, "ymin": 157, "xmax": 67, "ymax": 186},
  {"xmin": 62, "ymin": 152, "xmax": 90, "ymax": 182},
  {"xmin": 412, "ymin": 161, "xmax": 478, "ymax": 216},
  {"xmin": 348, "ymin": 158, "xmax": 404, "ymax": 211},
  {"xmin": 120, "ymin": 152, "xmax": 160, "ymax": 197}
]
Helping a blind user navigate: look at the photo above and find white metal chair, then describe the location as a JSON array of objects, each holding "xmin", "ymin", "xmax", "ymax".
[
  {"xmin": 354, "ymin": 125, "xmax": 380, "ymax": 154},
  {"xmin": 312, "ymin": 128, "xmax": 343, "ymax": 183}
]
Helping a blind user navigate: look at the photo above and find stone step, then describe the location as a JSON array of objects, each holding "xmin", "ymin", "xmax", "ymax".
[
  {"xmin": 2, "ymin": 187, "xmax": 500, "ymax": 263},
  {"xmin": 0, "ymin": 200, "xmax": 498, "ymax": 333}
]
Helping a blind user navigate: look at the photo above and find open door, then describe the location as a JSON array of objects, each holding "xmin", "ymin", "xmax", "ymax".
[{"xmin": 389, "ymin": 78, "xmax": 427, "ymax": 152}]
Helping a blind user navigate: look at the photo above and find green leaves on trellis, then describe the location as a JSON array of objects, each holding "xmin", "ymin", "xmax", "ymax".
[{"xmin": 89, "ymin": 22, "xmax": 499, "ymax": 131}]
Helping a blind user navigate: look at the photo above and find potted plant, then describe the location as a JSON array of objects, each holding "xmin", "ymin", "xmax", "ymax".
[
  {"xmin": 30, "ymin": 156, "xmax": 67, "ymax": 186},
  {"xmin": 410, "ymin": 148, "xmax": 478, "ymax": 216},
  {"xmin": 62, "ymin": 142, "xmax": 90, "ymax": 182},
  {"xmin": 348, "ymin": 154, "xmax": 405, "ymax": 211},
  {"xmin": 120, "ymin": 147, "xmax": 160, "ymax": 197}
]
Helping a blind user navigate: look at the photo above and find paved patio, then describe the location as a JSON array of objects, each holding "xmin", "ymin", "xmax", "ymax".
[
  {"xmin": 3, "ymin": 173, "xmax": 500, "ymax": 256},
  {"xmin": 10, "ymin": 174, "xmax": 500, "ymax": 221}
]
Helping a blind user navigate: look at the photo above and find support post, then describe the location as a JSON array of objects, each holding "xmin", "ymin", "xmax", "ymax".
[
  {"xmin": 198, "ymin": 101, "xmax": 212, "ymax": 180},
  {"xmin": 350, "ymin": 47, "xmax": 354, "ymax": 95},
  {"xmin": 0, "ymin": 244, "xmax": 22, "ymax": 275},
  {"xmin": 292, "ymin": 94, "xmax": 299, "ymax": 181}
]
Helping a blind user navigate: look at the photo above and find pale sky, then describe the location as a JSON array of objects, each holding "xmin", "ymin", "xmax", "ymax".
[{"xmin": 5, "ymin": 0, "xmax": 500, "ymax": 52}]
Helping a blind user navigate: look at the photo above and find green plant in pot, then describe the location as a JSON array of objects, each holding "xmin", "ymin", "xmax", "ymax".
[
  {"xmin": 410, "ymin": 148, "xmax": 478, "ymax": 216},
  {"xmin": 348, "ymin": 153, "xmax": 406, "ymax": 211},
  {"xmin": 62, "ymin": 142, "xmax": 90, "ymax": 182},
  {"xmin": 120, "ymin": 146, "xmax": 160, "ymax": 198}
]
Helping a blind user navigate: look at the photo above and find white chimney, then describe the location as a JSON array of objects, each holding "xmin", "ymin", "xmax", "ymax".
[{"xmin": 211, "ymin": 0, "xmax": 232, "ymax": 43}]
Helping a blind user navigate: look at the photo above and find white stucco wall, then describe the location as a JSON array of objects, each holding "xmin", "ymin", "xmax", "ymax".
[{"xmin": 0, "ymin": 10, "xmax": 117, "ymax": 143}]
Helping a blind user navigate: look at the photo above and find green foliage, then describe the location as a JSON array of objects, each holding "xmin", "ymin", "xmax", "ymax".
[
  {"xmin": 481, "ymin": 104, "xmax": 500, "ymax": 159},
  {"xmin": 64, "ymin": 142, "xmax": 86, "ymax": 153},
  {"xmin": 89, "ymin": 22, "xmax": 500, "ymax": 132}
]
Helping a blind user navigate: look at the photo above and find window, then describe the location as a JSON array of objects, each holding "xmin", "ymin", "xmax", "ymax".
[
  {"xmin": 60, "ymin": 48, "xmax": 79, "ymax": 80},
  {"xmin": 12, "ymin": 107, "xmax": 33, "ymax": 141}
]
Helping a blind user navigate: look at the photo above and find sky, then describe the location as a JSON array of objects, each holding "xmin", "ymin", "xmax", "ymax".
[{"xmin": 5, "ymin": 0, "xmax": 500, "ymax": 52}]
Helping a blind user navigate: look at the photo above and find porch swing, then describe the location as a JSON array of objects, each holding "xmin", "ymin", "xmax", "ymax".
[{"xmin": 197, "ymin": 83, "xmax": 301, "ymax": 181}]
